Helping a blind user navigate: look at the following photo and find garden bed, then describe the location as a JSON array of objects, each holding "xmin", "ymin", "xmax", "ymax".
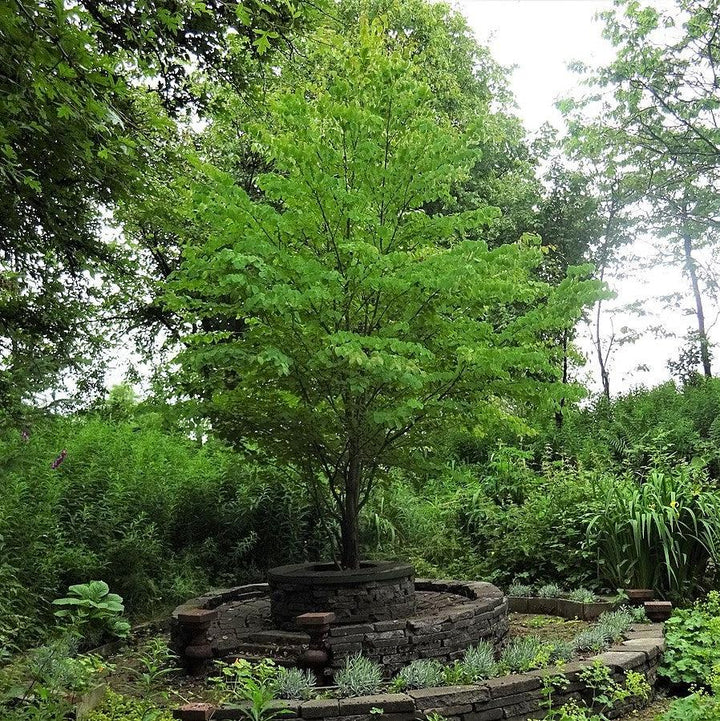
[{"xmin": 174, "ymin": 622, "xmax": 665, "ymax": 720}]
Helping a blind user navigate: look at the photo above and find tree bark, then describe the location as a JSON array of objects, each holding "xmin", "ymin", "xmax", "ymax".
[
  {"xmin": 340, "ymin": 445, "xmax": 361, "ymax": 569},
  {"xmin": 682, "ymin": 218, "xmax": 712, "ymax": 377}
]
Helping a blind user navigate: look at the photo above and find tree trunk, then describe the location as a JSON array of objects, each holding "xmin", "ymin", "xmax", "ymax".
[
  {"xmin": 554, "ymin": 330, "xmax": 568, "ymax": 428},
  {"xmin": 340, "ymin": 448, "xmax": 361, "ymax": 569},
  {"xmin": 594, "ymin": 295, "xmax": 612, "ymax": 399},
  {"xmin": 682, "ymin": 222, "xmax": 712, "ymax": 377}
]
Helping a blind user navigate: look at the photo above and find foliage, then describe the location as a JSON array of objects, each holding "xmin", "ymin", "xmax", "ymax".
[
  {"xmin": 0, "ymin": 411, "xmax": 326, "ymax": 649},
  {"xmin": 586, "ymin": 463, "xmax": 720, "ymax": 596},
  {"xmin": 661, "ymin": 591, "xmax": 720, "ymax": 685},
  {"xmin": 537, "ymin": 584, "xmax": 563, "ymax": 599},
  {"xmin": 124, "ymin": 639, "xmax": 179, "ymax": 695},
  {"xmin": 53, "ymin": 581, "xmax": 130, "ymax": 648},
  {"xmin": 594, "ymin": 609, "xmax": 634, "ymax": 644},
  {"xmin": 83, "ymin": 689, "xmax": 173, "ymax": 721},
  {"xmin": 567, "ymin": 589, "xmax": 596, "ymax": 603},
  {"xmin": 166, "ymin": 12, "xmax": 599, "ymax": 567},
  {"xmin": 661, "ymin": 666, "xmax": 720, "ymax": 720},
  {"xmin": 499, "ymin": 636, "xmax": 569, "ymax": 674},
  {"xmin": 0, "ymin": 634, "xmax": 110, "ymax": 720},
  {"xmin": 389, "ymin": 659, "xmax": 445, "ymax": 691},
  {"xmin": 334, "ymin": 654, "xmax": 383, "ymax": 698},
  {"xmin": 571, "ymin": 628, "xmax": 610, "ymax": 655},
  {"xmin": 540, "ymin": 663, "xmax": 650, "ymax": 721},
  {"xmin": 273, "ymin": 668, "xmax": 316, "ymax": 701},
  {"xmin": 508, "ymin": 582, "xmax": 533, "ymax": 597}
]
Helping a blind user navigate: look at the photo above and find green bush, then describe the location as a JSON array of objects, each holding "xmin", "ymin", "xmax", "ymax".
[
  {"xmin": 335, "ymin": 654, "xmax": 383, "ymax": 698},
  {"xmin": 661, "ymin": 591, "xmax": 720, "ymax": 685},
  {"xmin": 586, "ymin": 463, "xmax": 720, "ymax": 597}
]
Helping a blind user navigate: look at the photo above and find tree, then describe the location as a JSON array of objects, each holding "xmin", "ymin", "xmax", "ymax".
[
  {"xmin": 0, "ymin": 0, "xmax": 311, "ymax": 415},
  {"xmin": 567, "ymin": 0, "xmax": 720, "ymax": 384},
  {"xmin": 166, "ymin": 20, "xmax": 600, "ymax": 568}
]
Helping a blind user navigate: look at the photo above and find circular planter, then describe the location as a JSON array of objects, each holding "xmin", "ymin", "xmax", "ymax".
[{"xmin": 268, "ymin": 560, "xmax": 416, "ymax": 628}]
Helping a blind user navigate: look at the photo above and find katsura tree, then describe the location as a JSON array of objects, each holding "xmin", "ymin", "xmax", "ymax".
[{"xmin": 166, "ymin": 20, "xmax": 600, "ymax": 569}]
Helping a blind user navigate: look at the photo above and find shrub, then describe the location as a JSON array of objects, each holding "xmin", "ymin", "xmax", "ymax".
[
  {"xmin": 537, "ymin": 584, "xmax": 563, "ymax": 599},
  {"xmin": 499, "ymin": 637, "xmax": 557, "ymax": 673},
  {"xmin": 53, "ymin": 581, "xmax": 130, "ymax": 648},
  {"xmin": 390, "ymin": 659, "xmax": 445, "ymax": 691},
  {"xmin": 458, "ymin": 642, "xmax": 498, "ymax": 681},
  {"xmin": 508, "ymin": 582, "xmax": 533, "ymax": 597},
  {"xmin": 595, "ymin": 609, "xmax": 633, "ymax": 644},
  {"xmin": 335, "ymin": 655, "xmax": 383, "ymax": 697},
  {"xmin": 572, "ymin": 627, "xmax": 609, "ymax": 654},
  {"xmin": 567, "ymin": 588, "xmax": 596, "ymax": 603},
  {"xmin": 274, "ymin": 667, "xmax": 316, "ymax": 700},
  {"xmin": 83, "ymin": 690, "xmax": 174, "ymax": 721},
  {"xmin": 586, "ymin": 463, "xmax": 720, "ymax": 597},
  {"xmin": 661, "ymin": 591, "xmax": 720, "ymax": 685}
]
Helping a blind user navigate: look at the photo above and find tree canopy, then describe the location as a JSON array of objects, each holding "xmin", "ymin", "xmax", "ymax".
[{"xmin": 165, "ymin": 18, "xmax": 600, "ymax": 567}]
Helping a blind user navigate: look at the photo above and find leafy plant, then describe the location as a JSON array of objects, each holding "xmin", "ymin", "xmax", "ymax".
[
  {"xmin": 53, "ymin": 581, "xmax": 130, "ymax": 648},
  {"xmin": 124, "ymin": 639, "xmax": 179, "ymax": 695},
  {"xmin": 273, "ymin": 667, "xmax": 316, "ymax": 700},
  {"xmin": 567, "ymin": 589, "xmax": 596, "ymax": 603},
  {"xmin": 537, "ymin": 584, "xmax": 563, "ymax": 599},
  {"xmin": 459, "ymin": 642, "xmax": 499, "ymax": 682},
  {"xmin": 83, "ymin": 689, "xmax": 174, "ymax": 721},
  {"xmin": 572, "ymin": 627, "xmax": 609, "ymax": 654},
  {"xmin": 499, "ymin": 636, "xmax": 563, "ymax": 674},
  {"xmin": 508, "ymin": 582, "xmax": 534, "ymax": 597},
  {"xmin": 586, "ymin": 463, "xmax": 720, "ymax": 597},
  {"xmin": 334, "ymin": 654, "xmax": 383, "ymax": 698},
  {"xmin": 661, "ymin": 591, "xmax": 720, "ymax": 685},
  {"xmin": 390, "ymin": 659, "xmax": 445, "ymax": 691},
  {"xmin": 595, "ymin": 609, "xmax": 633, "ymax": 644}
]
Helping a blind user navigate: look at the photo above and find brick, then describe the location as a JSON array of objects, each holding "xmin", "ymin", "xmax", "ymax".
[
  {"xmin": 338, "ymin": 694, "xmax": 414, "ymax": 715},
  {"xmin": 408, "ymin": 685, "xmax": 490, "ymax": 709},
  {"xmin": 483, "ymin": 674, "xmax": 542, "ymax": 699},
  {"xmin": 300, "ymin": 699, "xmax": 340, "ymax": 719},
  {"xmin": 173, "ymin": 703, "xmax": 214, "ymax": 721}
]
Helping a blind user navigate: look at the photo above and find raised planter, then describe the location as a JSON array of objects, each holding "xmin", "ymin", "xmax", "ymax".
[
  {"xmin": 268, "ymin": 561, "xmax": 416, "ymax": 629},
  {"xmin": 171, "ymin": 579, "xmax": 508, "ymax": 675},
  {"xmin": 507, "ymin": 595, "xmax": 616, "ymax": 621},
  {"xmin": 174, "ymin": 625, "xmax": 665, "ymax": 721}
]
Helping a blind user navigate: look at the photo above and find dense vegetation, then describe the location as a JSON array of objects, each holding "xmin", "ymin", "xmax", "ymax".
[{"xmin": 3, "ymin": 0, "xmax": 720, "ymax": 718}]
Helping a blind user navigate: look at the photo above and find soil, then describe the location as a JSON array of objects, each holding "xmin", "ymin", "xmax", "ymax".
[{"xmin": 508, "ymin": 612, "xmax": 591, "ymax": 643}]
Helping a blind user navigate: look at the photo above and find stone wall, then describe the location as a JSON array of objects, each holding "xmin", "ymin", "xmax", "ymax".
[
  {"xmin": 268, "ymin": 562, "xmax": 416, "ymax": 629},
  {"xmin": 174, "ymin": 624, "xmax": 664, "ymax": 721},
  {"xmin": 326, "ymin": 580, "xmax": 508, "ymax": 675},
  {"xmin": 170, "ymin": 579, "xmax": 508, "ymax": 676}
]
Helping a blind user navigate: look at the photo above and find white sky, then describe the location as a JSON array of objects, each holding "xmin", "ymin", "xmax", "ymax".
[{"xmin": 457, "ymin": 0, "xmax": 714, "ymax": 394}]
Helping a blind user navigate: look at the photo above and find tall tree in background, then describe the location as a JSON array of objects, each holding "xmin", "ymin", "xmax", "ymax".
[
  {"xmin": 165, "ymin": 19, "xmax": 600, "ymax": 568},
  {"xmin": 567, "ymin": 0, "xmax": 720, "ymax": 386}
]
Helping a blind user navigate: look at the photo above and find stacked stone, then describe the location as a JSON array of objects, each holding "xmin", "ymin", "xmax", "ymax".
[
  {"xmin": 268, "ymin": 562, "xmax": 416, "ymax": 630},
  {"xmin": 174, "ymin": 624, "xmax": 665, "ymax": 721},
  {"xmin": 325, "ymin": 580, "xmax": 508, "ymax": 675}
]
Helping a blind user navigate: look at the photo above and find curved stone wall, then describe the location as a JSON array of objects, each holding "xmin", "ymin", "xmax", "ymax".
[
  {"xmin": 171, "ymin": 578, "xmax": 509, "ymax": 677},
  {"xmin": 268, "ymin": 561, "xmax": 416, "ymax": 629},
  {"xmin": 326, "ymin": 580, "xmax": 508, "ymax": 674},
  {"xmin": 175, "ymin": 622, "xmax": 665, "ymax": 721}
]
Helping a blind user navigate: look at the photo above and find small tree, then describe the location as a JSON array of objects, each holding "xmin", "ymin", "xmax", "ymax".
[{"xmin": 167, "ymin": 20, "xmax": 599, "ymax": 568}]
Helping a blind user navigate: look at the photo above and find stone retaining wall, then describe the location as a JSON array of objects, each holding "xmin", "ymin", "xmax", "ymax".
[
  {"xmin": 171, "ymin": 579, "xmax": 509, "ymax": 676},
  {"xmin": 174, "ymin": 625, "xmax": 664, "ymax": 721},
  {"xmin": 326, "ymin": 580, "xmax": 508, "ymax": 675},
  {"xmin": 507, "ymin": 596, "xmax": 616, "ymax": 621},
  {"xmin": 269, "ymin": 562, "xmax": 416, "ymax": 629}
]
